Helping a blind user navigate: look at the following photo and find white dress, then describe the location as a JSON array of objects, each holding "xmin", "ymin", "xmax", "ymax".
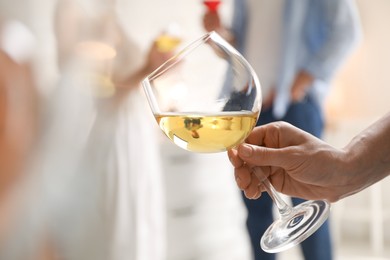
[
  {"xmin": 0, "ymin": 1, "xmax": 166, "ymax": 259},
  {"xmin": 55, "ymin": 1, "xmax": 167, "ymax": 259}
]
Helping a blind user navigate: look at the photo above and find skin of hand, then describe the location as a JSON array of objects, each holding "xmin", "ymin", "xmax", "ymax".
[
  {"xmin": 145, "ymin": 39, "xmax": 175, "ymax": 74},
  {"xmin": 202, "ymin": 10, "xmax": 235, "ymax": 45},
  {"xmin": 114, "ymin": 39, "xmax": 174, "ymax": 92},
  {"xmin": 0, "ymin": 50, "xmax": 38, "ymax": 199},
  {"xmin": 203, "ymin": 10, "xmax": 222, "ymax": 33},
  {"xmin": 227, "ymin": 116, "xmax": 390, "ymax": 203},
  {"xmin": 0, "ymin": 49, "xmax": 40, "ymax": 249},
  {"xmin": 290, "ymin": 70, "xmax": 314, "ymax": 102}
]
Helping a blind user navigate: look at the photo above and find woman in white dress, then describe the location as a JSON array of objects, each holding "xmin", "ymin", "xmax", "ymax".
[{"xmin": 51, "ymin": 0, "xmax": 172, "ymax": 259}]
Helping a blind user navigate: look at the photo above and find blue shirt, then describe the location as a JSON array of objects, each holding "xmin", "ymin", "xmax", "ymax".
[{"xmin": 231, "ymin": 0, "xmax": 363, "ymax": 118}]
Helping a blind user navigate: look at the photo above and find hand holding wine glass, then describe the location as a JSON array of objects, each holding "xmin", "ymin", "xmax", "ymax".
[
  {"xmin": 202, "ymin": 1, "xmax": 235, "ymax": 46},
  {"xmin": 229, "ymin": 117, "xmax": 390, "ymax": 203},
  {"xmin": 228, "ymin": 122, "xmax": 347, "ymax": 202}
]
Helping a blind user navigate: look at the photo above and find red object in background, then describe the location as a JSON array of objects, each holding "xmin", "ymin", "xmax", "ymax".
[{"xmin": 203, "ymin": 0, "xmax": 221, "ymax": 12}]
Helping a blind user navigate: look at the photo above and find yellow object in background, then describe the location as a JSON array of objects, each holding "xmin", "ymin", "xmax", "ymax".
[
  {"xmin": 156, "ymin": 34, "xmax": 181, "ymax": 53},
  {"xmin": 156, "ymin": 23, "xmax": 182, "ymax": 52}
]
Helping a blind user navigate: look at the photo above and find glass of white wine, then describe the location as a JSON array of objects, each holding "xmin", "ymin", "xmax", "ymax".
[
  {"xmin": 142, "ymin": 31, "xmax": 330, "ymax": 253},
  {"xmin": 143, "ymin": 31, "xmax": 260, "ymax": 153}
]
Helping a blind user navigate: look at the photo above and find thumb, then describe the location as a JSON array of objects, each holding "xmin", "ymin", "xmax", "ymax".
[{"xmin": 237, "ymin": 143, "xmax": 288, "ymax": 168}]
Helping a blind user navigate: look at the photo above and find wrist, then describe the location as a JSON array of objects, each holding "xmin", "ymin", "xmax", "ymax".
[{"xmin": 340, "ymin": 133, "xmax": 383, "ymax": 198}]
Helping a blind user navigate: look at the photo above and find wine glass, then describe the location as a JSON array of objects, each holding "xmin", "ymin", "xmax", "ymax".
[
  {"xmin": 142, "ymin": 31, "xmax": 330, "ymax": 253},
  {"xmin": 143, "ymin": 31, "xmax": 260, "ymax": 153}
]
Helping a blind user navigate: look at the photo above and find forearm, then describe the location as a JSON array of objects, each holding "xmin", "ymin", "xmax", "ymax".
[
  {"xmin": 342, "ymin": 113, "xmax": 390, "ymax": 196},
  {"xmin": 109, "ymin": 66, "xmax": 147, "ymax": 106},
  {"xmin": 114, "ymin": 65, "xmax": 147, "ymax": 91}
]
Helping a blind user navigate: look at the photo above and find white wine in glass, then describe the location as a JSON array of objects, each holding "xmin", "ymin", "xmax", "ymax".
[
  {"xmin": 143, "ymin": 31, "xmax": 261, "ymax": 153},
  {"xmin": 155, "ymin": 111, "xmax": 258, "ymax": 153},
  {"xmin": 142, "ymin": 31, "xmax": 330, "ymax": 253}
]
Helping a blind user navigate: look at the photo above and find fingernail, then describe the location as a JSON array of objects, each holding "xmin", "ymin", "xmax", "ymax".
[
  {"xmin": 244, "ymin": 190, "xmax": 252, "ymax": 199},
  {"xmin": 239, "ymin": 144, "xmax": 252, "ymax": 157}
]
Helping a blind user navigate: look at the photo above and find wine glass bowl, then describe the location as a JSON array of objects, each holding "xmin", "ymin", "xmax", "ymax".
[{"xmin": 143, "ymin": 32, "xmax": 261, "ymax": 153}]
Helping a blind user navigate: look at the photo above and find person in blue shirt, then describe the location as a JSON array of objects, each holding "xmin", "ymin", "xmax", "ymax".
[{"xmin": 203, "ymin": 0, "xmax": 362, "ymax": 259}]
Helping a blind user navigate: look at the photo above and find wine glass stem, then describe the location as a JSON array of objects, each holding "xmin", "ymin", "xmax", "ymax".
[{"xmin": 262, "ymin": 178, "xmax": 293, "ymax": 217}]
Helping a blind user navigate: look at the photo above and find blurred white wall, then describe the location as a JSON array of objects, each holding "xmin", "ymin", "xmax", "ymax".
[{"xmin": 325, "ymin": 0, "xmax": 390, "ymax": 121}]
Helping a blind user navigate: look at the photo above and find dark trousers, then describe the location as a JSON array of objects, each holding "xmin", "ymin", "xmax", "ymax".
[{"xmin": 243, "ymin": 96, "xmax": 333, "ymax": 260}]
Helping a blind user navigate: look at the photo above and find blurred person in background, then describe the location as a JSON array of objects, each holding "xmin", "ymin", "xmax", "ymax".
[
  {"xmin": 0, "ymin": 18, "xmax": 45, "ymax": 257},
  {"xmin": 49, "ymin": 0, "xmax": 176, "ymax": 259},
  {"xmin": 0, "ymin": 18, "xmax": 38, "ymax": 204},
  {"xmin": 203, "ymin": 0, "xmax": 362, "ymax": 259}
]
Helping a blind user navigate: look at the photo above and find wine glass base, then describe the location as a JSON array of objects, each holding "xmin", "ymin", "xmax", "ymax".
[{"xmin": 260, "ymin": 200, "xmax": 330, "ymax": 253}]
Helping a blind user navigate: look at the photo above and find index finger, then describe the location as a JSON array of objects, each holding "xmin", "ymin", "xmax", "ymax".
[{"xmin": 227, "ymin": 148, "xmax": 244, "ymax": 168}]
